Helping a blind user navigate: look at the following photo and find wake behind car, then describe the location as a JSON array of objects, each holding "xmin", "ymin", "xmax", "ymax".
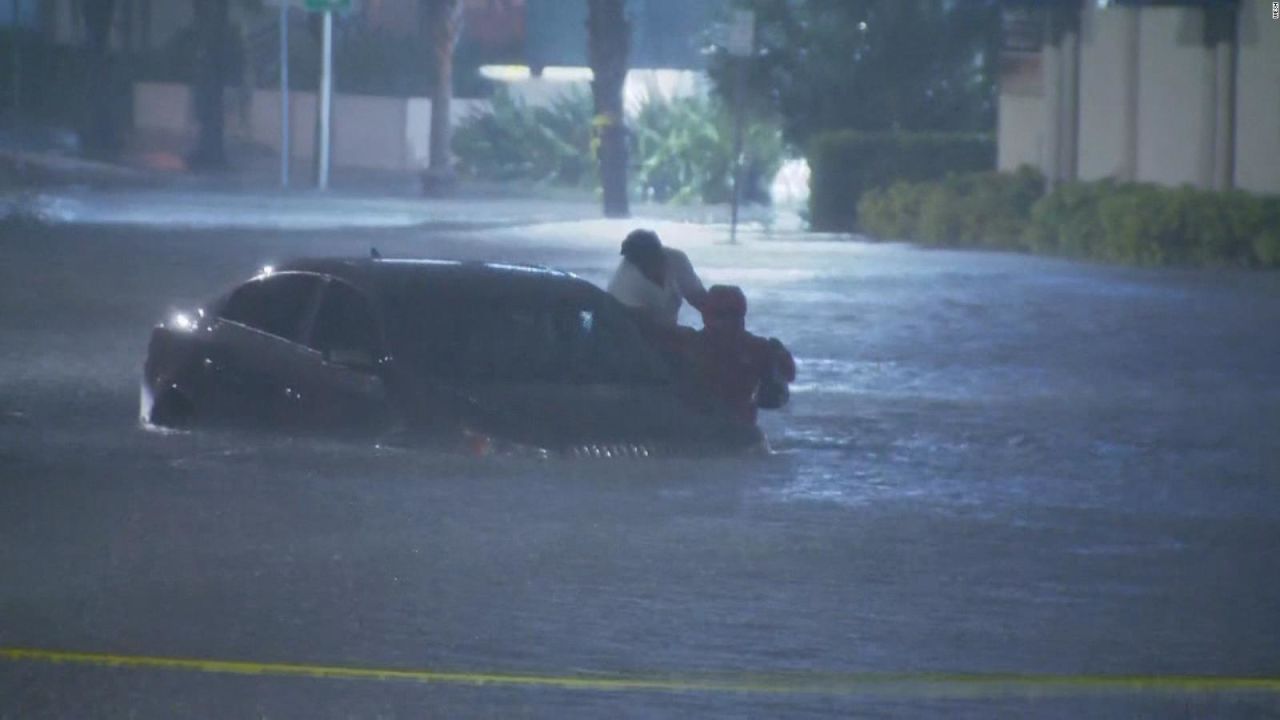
[{"xmin": 141, "ymin": 256, "xmax": 768, "ymax": 455}]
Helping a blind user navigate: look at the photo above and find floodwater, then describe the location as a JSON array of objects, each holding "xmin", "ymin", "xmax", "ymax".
[{"xmin": 1, "ymin": 206, "xmax": 1278, "ymax": 718}]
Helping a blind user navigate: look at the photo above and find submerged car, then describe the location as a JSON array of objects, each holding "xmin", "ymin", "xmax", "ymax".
[{"xmin": 141, "ymin": 257, "xmax": 766, "ymax": 455}]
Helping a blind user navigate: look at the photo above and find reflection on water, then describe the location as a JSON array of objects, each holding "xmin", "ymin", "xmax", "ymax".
[{"xmin": 2, "ymin": 220, "xmax": 1279, "ymax": 716}]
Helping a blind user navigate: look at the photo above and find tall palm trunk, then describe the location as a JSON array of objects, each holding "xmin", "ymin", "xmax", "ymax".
[
  {"xmin": 79, "ymin": 0, "xmax": 118, "ymax": 157},
  {"xmin": 190, "ymin": 0, "xmax": 229, "ymax": 170},
  {"xmin": 587, "ymin": 0, "xmax": 629, "ymax": 218},
  {"xmin": 423, "ymin": 0, "xmax": 463, "ymax": 192}
]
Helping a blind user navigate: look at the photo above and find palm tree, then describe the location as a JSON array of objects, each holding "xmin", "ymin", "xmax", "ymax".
[
  {"xmin": 586, "ymin": 0, "xmax": 629, "ymax": 218},
  {"xmin": 422, "ymin": 0, "xmax": 464, "ymax": 192},
  {"xmin": 79, "ymin": 0, "xmax": 119, "ymax": 157},
  {"xmin": 189, "ymin": 0, "xmax": 230, "ymax": 170}
]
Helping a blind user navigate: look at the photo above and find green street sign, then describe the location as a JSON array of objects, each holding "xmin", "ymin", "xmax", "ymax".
[{"xmin": 303, "ymin": 0, "xmax": 351, "ymax": 12}]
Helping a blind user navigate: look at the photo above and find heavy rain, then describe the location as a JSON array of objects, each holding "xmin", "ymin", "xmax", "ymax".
[{"xmin": 2, "ymin": 1, "xmax": 1279, "ymax": 718}]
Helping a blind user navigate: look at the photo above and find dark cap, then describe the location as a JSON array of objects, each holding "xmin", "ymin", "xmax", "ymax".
[
  {"xmin": 620, "ymin": 228, "xmax": 662, "ymax": 261},
  {"xmin": 704, "ymin": 285, "xmax": 747, "ymax": 317}
]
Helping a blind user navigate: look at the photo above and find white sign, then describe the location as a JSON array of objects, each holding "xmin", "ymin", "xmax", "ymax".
[{"xmin": 728, "ymin": 9, "xmax": 755, "ymax": 57}]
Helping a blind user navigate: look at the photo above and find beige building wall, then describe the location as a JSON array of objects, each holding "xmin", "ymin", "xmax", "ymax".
[
  {"xmin": 999, "ymin": 1, "xmax": 1279, "ymax": 195},
  {"xmin": 1235, "ymin": 0, "xmax": 1280, "ymax": 194},
  {"xmin": 1077, "ymin": 3, "xmax": 1132, "ymax": 181},
  {"xmin": 997, "ymin": 94, "xmax": 1043, "ymax": 172},
  {"xmin": 1135, "ymin": 7, "xmax": 1211, "ymax": 187}
]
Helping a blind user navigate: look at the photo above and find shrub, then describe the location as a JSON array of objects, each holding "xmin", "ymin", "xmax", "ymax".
[
  {"xmin": 858, "ymin": 180, "xmax": 928, "ymax": 240},
  {"xmin": 630, "ymin": 95, "xmax": 784, "ymax": 205},
  {"xmin": 1094, "ymin": 185, "xmax": 1273, "ymax": 267},
  {"xmin": 1025, "ymin": 179, "xmax": 1116, "ymax": 258},
  {"xmin": 806, "ymin": 131, "xmax": 995, "ymax": 231},
  {"xmin": 1252, "ymin": 197, "xmax": 1280, "ymax": 268},
  {"xmin": 860, "ymin": 166, "xmax": 1042, "ymax": 248},
  {"xmin": 1256, "ymin": 228, "xmax": 1280, "ymax": 267},
  {"xmin": 923, "ymin": 167, "xmax": 1042, "ymax": 248},
  {"xmin": 857, "ymin": 169, "xmax": 1280, "ymax": 269},
  {"xmin": 452, "ymin": 87, "xmax": 596, "ymax": 186},
  {"xmin": 453, "ymin": 89, "xmax": 785, "ymax": 205}
]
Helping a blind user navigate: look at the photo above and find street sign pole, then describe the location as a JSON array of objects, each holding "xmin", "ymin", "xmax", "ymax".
[
  {"xmin": 727, "ymin": 10, "xmax": 754, "ymax": 245},
  {"xmin": 279, "ymin": 3, "xmax": 290, "ymax": 188},
  {"xmin": 317, "ymin": 9, "xmax": 333, "ymax": 190},
  {"xmin": 296, "ymin": 0, "xmax": 349, "ymax": 190}
]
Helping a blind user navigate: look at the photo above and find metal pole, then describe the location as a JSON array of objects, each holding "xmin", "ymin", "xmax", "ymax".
[
  {"xmin": 729, "ymin": 56, "xmax": 746, "ymax": 245},
  {"xmin": 317, "ymin": 9, "xmax": 333, "ymax": 190},
  {"xmin": 279, "ymin": 3, "xmax": 290, "ymax": 188}
]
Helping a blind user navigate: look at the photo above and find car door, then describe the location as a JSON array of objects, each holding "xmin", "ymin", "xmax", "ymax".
[
  {"xmin": 296, "ymin": 278, "xmax": 391, "ymax": 433},
  {"xmin": 201, "ymin": 272, "xmax": 323, "ymax": 426},
  {"xmin": 561, "ymin": 298, "xmax": 722, "ymax": 447},
  {"xmin": 437, "ymin": 301, "xmax": 575, "ymax": 445},
  {"xmin": 454, "ymin": 297, "xmax": 703, "ymax": 450}
]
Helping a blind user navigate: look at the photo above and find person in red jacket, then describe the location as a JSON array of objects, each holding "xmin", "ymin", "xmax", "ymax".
[{"xmin": 684, "ymin": 285, "xmax": 796, "ymax": 425}]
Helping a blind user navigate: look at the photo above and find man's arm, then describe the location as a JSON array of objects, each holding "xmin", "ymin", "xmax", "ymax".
[
  {"xmin": 667, "ymin": 249, "xmax": 708, "ymax": 311},
  {"xmin": 767, "ymin": 338, "xmax": 797, "ymax": 382}
]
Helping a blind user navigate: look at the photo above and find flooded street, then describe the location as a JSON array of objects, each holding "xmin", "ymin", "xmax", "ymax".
[{"xmin": 2, "ymin": 208, "xmax": 1278, "ymax": 718}]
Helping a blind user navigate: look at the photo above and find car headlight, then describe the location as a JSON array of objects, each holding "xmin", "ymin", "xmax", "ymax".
[{"xmin": 170, "ymin": 312, "xmax": 197, "ymax": 332}]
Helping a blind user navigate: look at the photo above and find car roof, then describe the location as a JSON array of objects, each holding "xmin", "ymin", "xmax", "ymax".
[{"xmin": 275, "ymin": 257, "xmax": 598, "ymax": 304}]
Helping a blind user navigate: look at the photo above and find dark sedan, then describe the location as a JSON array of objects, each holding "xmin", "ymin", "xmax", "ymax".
[{"xmin": 141, "ymin": 257, "xmax": 765, "ymax": 455}]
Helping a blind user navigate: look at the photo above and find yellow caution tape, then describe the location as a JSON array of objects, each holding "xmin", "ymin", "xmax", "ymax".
[{"xmin": 3, "ymin": 647, "xmax": 1279, "ymax": 698}]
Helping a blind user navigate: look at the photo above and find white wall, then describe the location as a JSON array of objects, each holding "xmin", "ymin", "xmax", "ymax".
[
  {"xmin": 135, "ymin": 82, "xmax": 495, "ymax": 171},
  {"xmin": 332, "ymin": 94, "xmax": 411, "ymax": 170},
  {"xmin": 133, "ymin": 83, "xmax": 192, "ymax": 134},
  {"xmin": 999, "ymin": 1, "xmax": 1280, "ymax": 194},
  {"xmin": 1135, "ymin": 7, "xmax": 1210, "ymax": 187},
  {"xmin": 1077, "ymin": 4, "xmax": 1130, "ymax": 181},
  {"xmin": 1235, "ymin": 0, "xmax": 1280, "ymax": 195},
  {"xmin": 997, "ymin": 94, "xmax": 1043, "ymax": 172}
]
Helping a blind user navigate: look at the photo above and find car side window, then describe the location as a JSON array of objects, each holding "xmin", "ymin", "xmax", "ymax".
[
  {"xmin": 567, "ymin": 301, "xmax": 670, "ymax": 384},
  {"xmin": 220, "ymin": 273, "xmax": 320, "ymax": 342},
  {"xmin": 309, "ymin": 280, "xmax": 380, "ymax": 359}
]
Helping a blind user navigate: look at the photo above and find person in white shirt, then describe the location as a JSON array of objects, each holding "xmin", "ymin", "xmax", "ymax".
[{"xmin": 606, "ymin": 229, "xmax": 708, "ymax": 327}]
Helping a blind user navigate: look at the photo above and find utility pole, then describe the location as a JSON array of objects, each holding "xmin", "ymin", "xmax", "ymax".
[
  {"xmin": 302, "ymin": 0, "xmax": 349, "ymax": 190},
  {"xmin": 727, "ymin": 9, "xmax": 754, "ymax": 244},
  {"xmin": 317, "ymin": 8, "xmax": 332, "ymax": 190}
]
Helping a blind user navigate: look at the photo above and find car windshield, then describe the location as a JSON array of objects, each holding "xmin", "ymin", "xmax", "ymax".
[{"xmin": 382, "ymin": 288, "xmax": 669, "ymax": 385}]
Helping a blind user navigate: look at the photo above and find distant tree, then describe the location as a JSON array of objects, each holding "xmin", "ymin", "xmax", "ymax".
[
  {"xmin": 79, "ymin": 0, "xmax": 120, "ymax": 156},
  {"xmin": 189, "ymin": 0, "xmax": 230, "ymax": 170},
  {"xmin": 708, "ymin": 0, "xmax": 1001, "ymax": 146},
  {"xmin": 422, "ymin": 0, "xmax": 464, "ymax": 192},
  {"xmin": 587, "ymin": 0, "xmax": 630, "ymax": 218}
]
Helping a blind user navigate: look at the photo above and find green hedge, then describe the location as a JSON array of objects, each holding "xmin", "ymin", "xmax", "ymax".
[
  {"xmin": 861, "ymin": 166, "xmax": 1043, "ymax": 249},
  {"xmin": 806, "ymin": 131, "xmax": 995, "ymax": 231},
  {"xmin": 858, "ymin": 169, "xmax": 1280, "ymax": 268},
  {"xmin": 1031, "ymin": 182, "xmax": 1280, "ymax": 267}
]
